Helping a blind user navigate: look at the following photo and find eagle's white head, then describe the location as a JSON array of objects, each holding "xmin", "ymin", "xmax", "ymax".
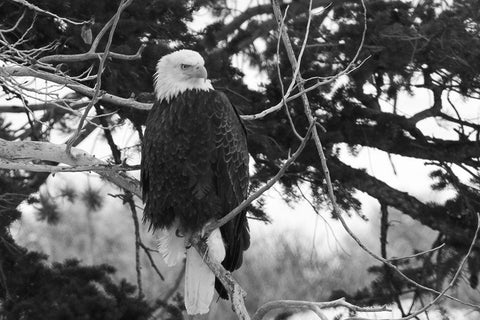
[{"xmin": 154, "ymin": 49, "xmax": 213, "ymax": 102}]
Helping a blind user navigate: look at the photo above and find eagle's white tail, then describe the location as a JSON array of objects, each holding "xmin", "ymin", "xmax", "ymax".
[{"xmin": 185, "ymin": 228, "xmax": 225, "ymax": 315}]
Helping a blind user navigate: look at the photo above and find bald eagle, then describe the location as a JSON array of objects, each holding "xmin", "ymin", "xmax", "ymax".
[{"xmin": 141, "ymin": 50, "xmax": 250, "ymax": 315}]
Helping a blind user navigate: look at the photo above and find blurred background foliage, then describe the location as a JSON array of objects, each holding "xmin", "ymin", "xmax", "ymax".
[{"xmin": 1, "ymin": 0, "xmax": 480, "ymax": 319}]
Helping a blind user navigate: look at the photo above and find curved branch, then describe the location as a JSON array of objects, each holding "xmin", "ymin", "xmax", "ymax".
[
  {"xmin": 0, "ymin": 138, "xmax": 141, "ymax": 197},
  {"xmin": 323, "ymin": 157, "xmax": 479, "ymax": 247},
  {"xmin": 322, "ymin": 124, "xmax": 480, "ymax": 165},
  {"xmin": 252, "ymin": 298, "xmax": 389, "ymax": 320},
  {"xmin": 208, "ymin": 0, "xmax": 348, "ymax": 45}
]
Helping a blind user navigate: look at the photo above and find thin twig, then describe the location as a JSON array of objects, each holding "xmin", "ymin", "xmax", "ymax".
[
  {"xmin": 9, "ymin": 0, "xmax": 90, "ymax": 25},
  {"xmin": 1, "ymin": 66, "xmax": 151, "ymax": 111},
  {"xmin": 139, "ymin": 242, "xmax": 165, "ymax": 281},
  {"xmin": 39, "ymin": 44, "xmax": 146, "ymax": 64},
  {"xmin": 275, "ymin": 5, "xmax": 303, "ymax": 141},
  {"xmin": 387, "ymin": 213, "xmax": 480, "ymax": 320},
  {"xmin": 252, "ymin": 298, "xmax": 389, "ymax": 320},
  {"xmin": 162, "ymin": 262, "xmax": 186, "ymax": 301},
  {"xmin": 65, "ymin": 0, "xmax": 133, "ymax": 154},
  {"xmin": 125, "ymin": 191, "xmax": 144, "ymax": 298},
  {"xmin": 0, "ymin": 258, "xmax": 10, "ymax": 300},
  {"xmin": 387, "ymin": 244, "xmax": 446, "ymax": 262}
]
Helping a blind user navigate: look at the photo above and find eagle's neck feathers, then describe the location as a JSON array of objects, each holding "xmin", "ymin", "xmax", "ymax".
[{"xmin": 154, "ymin": 74, "xmax": 213, "ymax": 103}]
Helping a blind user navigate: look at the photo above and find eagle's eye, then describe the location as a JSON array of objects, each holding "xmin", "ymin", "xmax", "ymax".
[{"xmin": 180, "ymin": 64, "xmax": 190, "ymax": 70}]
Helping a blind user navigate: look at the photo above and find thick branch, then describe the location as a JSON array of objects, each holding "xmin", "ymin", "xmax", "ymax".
[
  {"xmin": 322, "ymin": 124, "xmax": 480, "ymax": 165},
  {"xmin": 323, "ymin": 157, "xmax": 478, "ymax": 246},
  {"xmin": 208, "ymin": 0, "xmax": 347, "ymax": 45},
  {"xmin": 0, "ymin": 138, "xmax": 141, "ymax": 197},
  {"xmin": 0, "ymin": 159, "xmax": 139, "ymax": 172}
]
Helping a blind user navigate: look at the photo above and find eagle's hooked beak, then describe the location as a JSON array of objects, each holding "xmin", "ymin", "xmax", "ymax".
[{"xmin": 192, "ymin": 65, "xmax": 208, "ymax": 80}]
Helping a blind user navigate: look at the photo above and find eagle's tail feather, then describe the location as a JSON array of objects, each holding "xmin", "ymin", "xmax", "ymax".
[
  {"xmin": 157, "ymin": 221, "xmax": 186, "ymax": 267},
  {"xmin": 185, "ymin": 228, "xmax": 225, "ymax": 315}
]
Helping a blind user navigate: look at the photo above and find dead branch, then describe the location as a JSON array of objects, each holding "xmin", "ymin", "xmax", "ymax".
[
  {"xmin": 252, "ymin": 298, "xmax": 390, "ymax": 320},
  {"xmin": 0, "ymin": 100, "xmax": 87, "ymax": 113},
  {"xmin": 9, "ymin": 0, "xmax": 90, "ymax": 25},
  {"xmin": 387, "ymin": 244, "xmax": 446, "ymax": 262},
  {"xmin": 0, "ymin": 158, "xmax": 140, "ymax": 173},
  {"xmin": 125, "ymin": 190, "xmax": 144, "ymax": 298},
  {"xmin": 0, "ymin": 66, "xmax": 151, "ymax": 110},
  {"xmin": 375, "ymin": 213, "xmax": 480, "ymax": 320},
  {"xmin": 190, "ymin": 235, "xmax": 250, "ymax": 320},
  {"xmin": 0, "ymin": 138, "xmax": 141, "ymax": 197},
  {"xmin": 38, "ymin": 44, "xmax": 146, "ymax": 64},
  {"xmin": 66, "ymin": 0, "xmax": 134, "ymax": 153}
]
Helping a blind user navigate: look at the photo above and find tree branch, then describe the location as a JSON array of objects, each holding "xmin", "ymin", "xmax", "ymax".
[
  {"xmin": 38, "ymin": 44, "xmax": 146, "ymax": 64},
  {"xmin": 323, "ymin": 158, "xmax": 479, "ymax": 247},
  {"xmin": 207, "ymin": 0, "xmax": 348, "ymax": 46},
  {"xmin": 0, "ymin": 138, "xmax": 141, "ymax": 197},
  {"xmin": 9, "ymin": 0, "xmax": 90, "ymax": 25},
  {"xmin": 0, "ymin": 66, "xmax": 151, "ymax": 111},
  {"xmin": 190, "ymin": 236, "xmax": 250, "ymax": 320},
  {"xmin": 0, "ymin": 159, "xmax": 140, "ymax": 172},
  {"xmin": 66, "ymin": 0, "xmax": 134, "ymax": 153},
  {"xmin": 252, "ymin": 298, "xmax": 389, "ymax": 320}
]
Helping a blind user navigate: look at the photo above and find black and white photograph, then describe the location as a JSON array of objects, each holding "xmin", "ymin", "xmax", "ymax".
[{"xmin": 0, "ymin": 0, "xmax": 479, "ymax": 319}]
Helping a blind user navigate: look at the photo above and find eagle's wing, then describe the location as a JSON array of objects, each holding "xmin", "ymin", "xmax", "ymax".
[{"xmin": 208, "ymin": 91, "xmax": 250, "ymax": 298}]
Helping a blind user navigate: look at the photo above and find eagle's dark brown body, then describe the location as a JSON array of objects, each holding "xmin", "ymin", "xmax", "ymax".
[{"xmin": 141, "ymin": 89, "xmax": 250, "ymax": 298}]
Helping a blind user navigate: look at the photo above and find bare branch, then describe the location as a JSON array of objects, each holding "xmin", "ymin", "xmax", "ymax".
[
  {"xmin": 242, "ymin": 0, "xmax": 368, "ymax": 121},
  {"xmin": 38, "ymin": 44, "xmax": 146, "ymax": 64},
  {"xmin": 190, "ymin": 236, "xmax": 250, "ymax": 320},
  {"xmin": 385, "ymin": 213, "xmax": 480, "ymax": 320},
  {"xmin": 0, "ymin": 138, "xmax": 141, "ymax": 197},
  {"xmin": 9, "ymin": 0, "xmax": 90, "ymax": 25},
  {"xmin": 0, "ymin": 9, "xmax": 26, "ymax": 33},
  {"xmin": 138, "ymin": 241, "xmax": 165, "ymax": 282},
  {"xmin": 0, "ymin": 66, "xmax": 151, "ymax": 110},
  {"xmin": 387, "ymin": 244, "xmax": 446, "ymax": 262},
  {"xmin": 0, "ymin": 158, "xmax": 140, "ymax": 173},
  {"xmin": 207, "ymin": 0, "xmax": 347, "ymax": 46},
  {"xmin": 66, "ymin": 0, "xmax": 134, "ymax": 153},
  {"xmin": 0, "ymin": 100, "xmax": 88, "ymax": 113},
  {"xmin": 252, "ymin": 298, "xmax": 390, "ymax": 320},
  {"xmin": 125, "ymin": 191, "xmax": 144, "ymax": 299}
]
